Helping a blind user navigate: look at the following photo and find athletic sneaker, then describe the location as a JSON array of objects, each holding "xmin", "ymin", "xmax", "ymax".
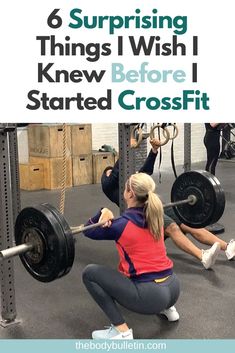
[
  {"xmin": 92, "ymin": 325, "xmax": 133, "ymax": 339},
  {"xmin": 160, "ymin": 306, "xmax": 179, "ymax": 322},
  {"xmin": 225, "ymin": 239, "xmax": 235, "ymax": 260},
  {"xmin": 201, "ymin": 242, "xmax": 221, "ymax": 269}
]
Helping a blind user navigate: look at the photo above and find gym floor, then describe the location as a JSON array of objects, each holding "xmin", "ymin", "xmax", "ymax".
[{"xmin": 0, "ymin": 160, "xmax": 234, "ymax": 339}]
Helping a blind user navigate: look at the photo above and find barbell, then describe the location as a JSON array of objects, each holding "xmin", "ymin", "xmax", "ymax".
[{"xmin": 0, "ymin": 170, "xmax": 225, "ymax": 283}]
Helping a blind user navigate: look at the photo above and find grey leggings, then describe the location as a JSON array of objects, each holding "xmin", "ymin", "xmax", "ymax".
[{"xmin": 82, "ymin": 264, "xmax": 180, "ymax": 326}]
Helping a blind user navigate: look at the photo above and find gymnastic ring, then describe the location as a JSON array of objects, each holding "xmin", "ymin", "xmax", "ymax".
[
  {"xmin": 130, "ymin": 125, "xmax": 143, "ymax": 148},
  {"xmin": 163, "ymin": 124, "xmax": 179, "ymax": 140},
  {"xmin": 149, "ymin": 124, "xmax": 170, "ymax": 146}
]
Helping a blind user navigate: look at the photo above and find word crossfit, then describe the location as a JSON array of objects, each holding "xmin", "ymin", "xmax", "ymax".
[
  {"xmin": 118, "ymin": 90, "xmax": 210, "ymax": 110},
  {"xmin": 26, "ymin": 89, "xmax": 209, "ymax": 111}
]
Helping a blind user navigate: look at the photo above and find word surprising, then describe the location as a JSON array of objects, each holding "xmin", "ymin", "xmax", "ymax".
[{"xmin": 68, "ymin": 8, "xmax": 187, "ymax": 35}]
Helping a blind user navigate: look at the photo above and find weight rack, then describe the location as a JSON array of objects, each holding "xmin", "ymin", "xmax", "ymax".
[{"xmin": 0, "ymin": 125, "xmax": 20, "ymax": 326}]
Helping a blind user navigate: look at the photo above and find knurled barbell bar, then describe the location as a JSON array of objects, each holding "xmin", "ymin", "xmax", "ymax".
[{"xmin": 0, "ymin": 170, "xmax": 225, "ymax": 283}]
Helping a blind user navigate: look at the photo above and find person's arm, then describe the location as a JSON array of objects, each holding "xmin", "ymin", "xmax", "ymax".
[
  {"xmin": 138, "ymin": 138, "xmax": 162, "ymax": 175},
  {"xmin": 83, "ymin": 209, "xmax": 127, "ymax": 240},
  {"xmin": 138, "ymin": 149, "xmax": 158, "ymax": 175},
  {"xmin": 98, "ymin": 207, "xmax": 114, "ymax": 227},
  {"xmin": 109, "ymin": 159, "xmax": 119, "ymax": 181},
  {"xmin": 102, "ymin": 160, "xmax": 119, "ymax": 188}
]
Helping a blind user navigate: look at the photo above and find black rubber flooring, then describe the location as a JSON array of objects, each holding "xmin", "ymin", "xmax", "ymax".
[{"xmin": 0, "ymin": 160, "xmax": 235, "ymax": 339}]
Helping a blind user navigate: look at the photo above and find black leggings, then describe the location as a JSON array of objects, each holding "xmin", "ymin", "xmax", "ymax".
[
  {"xmin": 82, "ymin": 264, "xmax": 180, "ymax": 326},
  {"xmin": 204, "ymin": 131, "xmax": 220, "ymax": 175}
]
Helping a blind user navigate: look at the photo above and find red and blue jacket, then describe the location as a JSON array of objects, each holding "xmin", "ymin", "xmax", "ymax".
[{"xmin": 83, "ymin": 207, "xmax": 173, "ymax": 282}]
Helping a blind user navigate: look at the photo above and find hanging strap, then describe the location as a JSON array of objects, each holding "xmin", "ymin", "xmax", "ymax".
[
  {"xmin": 157, "ymin": 125, "xmax": 162, "ymax": 183},
  {"xmin": 160, "ymin": 123, "xmax": 178, "ymax": 179},
  {"xmin": 171, "ymin": 124, "xmax": 178, "ymax": 179}
]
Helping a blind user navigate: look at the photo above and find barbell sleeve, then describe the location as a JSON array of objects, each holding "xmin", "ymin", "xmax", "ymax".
[
  {"xmin": 164, "ymin": 195, "xmax": 197, "ymax": 208},
  {"xmin": 0, "ymin": 243, "xmax": 34, "ymax": 261}
]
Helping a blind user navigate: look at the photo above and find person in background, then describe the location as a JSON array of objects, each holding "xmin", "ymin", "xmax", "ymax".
[
  {"xmin": 101, "ymin": 139, "xmax": 235, "ymax": 274},
  {"xmin": 204, "ymin": 123, "xmax": 221, "ymax": 175}
]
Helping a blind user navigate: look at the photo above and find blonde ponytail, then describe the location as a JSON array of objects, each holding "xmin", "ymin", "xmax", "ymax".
[
  {"xmin": 128, "ymin": 173, "xmax": 164, "ymax": 240},
  {"xmin": 145, "ymin": 190, "xmax": 164, "ymax": 240}
]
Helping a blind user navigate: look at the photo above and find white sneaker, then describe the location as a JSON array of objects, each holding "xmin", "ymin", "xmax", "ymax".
[
  {"xmin": 160, "ymin": 306, "xmax": 179, "ymax": 322},
  {"xmin": 201, "ymin": 242, "xmax": 221, "ymax": 269},
  {"xmin": 92, "ymin": 325, "xmax": 133, "ymax": 339},
  {"xmin": 225, "ymin": 239, "xmax": 235, "ymax": 260}
]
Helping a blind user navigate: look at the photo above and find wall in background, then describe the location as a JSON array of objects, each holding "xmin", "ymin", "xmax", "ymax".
[
  {"xmin": 91, "ymin": 123, "xmax": 207, "ymax": 172},
  {"xmin": 17, "ymin": 124, "xmax": 207, "ymax": 171}
]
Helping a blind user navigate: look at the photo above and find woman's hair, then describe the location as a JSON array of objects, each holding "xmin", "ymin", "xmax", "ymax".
[{"xmin": 126, "ymin": 173, "xmax": 163, "ymax": 240}]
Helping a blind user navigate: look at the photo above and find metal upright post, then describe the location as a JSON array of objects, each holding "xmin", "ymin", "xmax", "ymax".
[
  {"xmin": 118, "ymin": 124, "xmax": 136, "ymax": 213},
  {"xmin": 184, "ymin": 123, "xmax": 191, "ymax": 172},
  {"xmin": 134, "ymin": 124, "xmax": 148, "ymax": 172},
  {"xmin": 9, "ymin": 128, "xmax": 21, "ymax": 223},
  {"xmin": 0, "ymin": 126, "xmax": 19, "ymax": 326}
]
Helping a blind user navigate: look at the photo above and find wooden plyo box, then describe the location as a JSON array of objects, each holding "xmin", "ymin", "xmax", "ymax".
[
  {"xmin": 72, "ymin": 155, "xmax": 92, "ymax": 186},
  {"xmin": 92, "ymin": 151, "xmax": 115, "ymax": 184},
  {"xmin": 18, "ymin": 128, "xmax": 29, "ymax": 164},
  {"xmin": 30, "ymin": 157, "xmax": 72, "ymax": 190},
  {"xmin": 28, "ymin": 124, "xmax": 71, "ymax": 158},
  {"xmin": 19, "ymin": 163, "xmax": 44, "ymax": 190},
  {"xmin": 70, "ymin": 124, "xmax": 92, "ymax": 156}
]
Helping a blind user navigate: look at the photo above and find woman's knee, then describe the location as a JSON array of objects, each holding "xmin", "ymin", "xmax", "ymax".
[
  {"xmin": 82, "ymin": 264, "xmax": 101, "ymax": 283},
  {"xmin": 165, "ymin": 222, "xmax": 181, "ymax": 237}
]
